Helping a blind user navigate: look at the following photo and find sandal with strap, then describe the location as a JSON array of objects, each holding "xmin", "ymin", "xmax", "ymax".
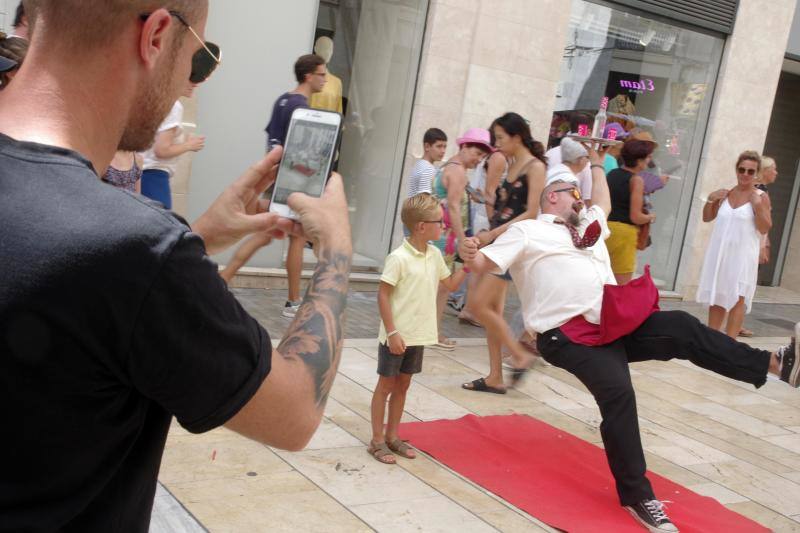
[
  {"xmin": 386, "ymin": 438, "xmax": 416, "ymax": 459},
  {"xmin": 367, "ymin": 441, "xmax": 396, "ymax": 464},
  {"xmin": 461, "ymin": 377, "xmax": 506, "ymax": 394}
]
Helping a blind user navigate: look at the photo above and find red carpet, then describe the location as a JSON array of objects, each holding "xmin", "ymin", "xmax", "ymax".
[{"xmin": 400, "ymin": 414, "xmax": 767, "ymax": 533}]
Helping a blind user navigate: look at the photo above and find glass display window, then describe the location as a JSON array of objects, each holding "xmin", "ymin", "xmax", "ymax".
[
  {"xmin": 551, "ymin": 1, "xmax": 725, "ymax": 289},
  {"xmin": 314, "ymin": 0, "xmax": 429, "ymax": 269}
]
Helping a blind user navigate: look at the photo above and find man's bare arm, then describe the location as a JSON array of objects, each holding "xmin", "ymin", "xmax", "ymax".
[
  {"xmin": 584, "ymin": 143, "xmax": 611, "ymax": 216},
  {"xmin": 225, "ymin": 176, "xmax": 352, "ymax": 450}
]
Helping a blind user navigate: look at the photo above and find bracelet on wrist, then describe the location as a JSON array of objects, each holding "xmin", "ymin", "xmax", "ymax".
[
  {"xmin": 590, "ymin": 164, "xmax": 604, "ymax": 170},
  {"xmin": 387, "ymin": 330, "xmax": 399, "ymax": 338}
]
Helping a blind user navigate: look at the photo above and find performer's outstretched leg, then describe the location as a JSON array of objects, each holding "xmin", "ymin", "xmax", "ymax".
[{"xmin": 537, "ymin": 332, "xmax": 655, "ymax": 506}]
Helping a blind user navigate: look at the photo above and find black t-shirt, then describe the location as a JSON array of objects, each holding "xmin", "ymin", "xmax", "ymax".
[
  {"xmin": 0, "ymin": 134, "xmax": 272, "ymax": 532},
  {"xmin": 264, "ymin": 92, "xmax": 308, "ymax": 149}
]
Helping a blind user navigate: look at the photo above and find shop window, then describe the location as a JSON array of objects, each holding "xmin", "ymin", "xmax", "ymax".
[
  {"xmin": 314, "ymin": 0, "xmax": 429, "ymax": 269},
  {"xmin": 551, "ymin": 1, "xmax": 724, "ymax": 289}
]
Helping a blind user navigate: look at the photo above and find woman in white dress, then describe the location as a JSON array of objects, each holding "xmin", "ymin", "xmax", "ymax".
[{"xmin": 697, "ymin": 151, "xmax": 772, "ymax": 338}]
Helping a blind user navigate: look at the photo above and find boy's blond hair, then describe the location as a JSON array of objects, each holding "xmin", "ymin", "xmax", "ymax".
[{"xmin": 401, "ymin": 193, "xmax": 440, "ymax": 233}]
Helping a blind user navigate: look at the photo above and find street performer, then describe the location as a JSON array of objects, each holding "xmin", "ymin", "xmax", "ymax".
[{"xmin": 459, "ymin": 143, "xmax": 799, "ymax": 533}]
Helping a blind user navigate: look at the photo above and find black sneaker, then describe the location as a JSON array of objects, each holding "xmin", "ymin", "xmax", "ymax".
[
  {"xmin": 625, "ymin": 499, "xmax": 679, "ymax": 532},
  {"xmin": 776, "ymin": 322, "xmax": 799, "ymax": 388}
]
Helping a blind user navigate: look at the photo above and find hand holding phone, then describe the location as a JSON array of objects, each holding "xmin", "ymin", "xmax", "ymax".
[
  {"xmin": 270, "ymin": 108, "xmax": 342, "ymax": 220},
  {"xmin": 286, "ymin": 172, "xmax": 352, "ymax": 256}
]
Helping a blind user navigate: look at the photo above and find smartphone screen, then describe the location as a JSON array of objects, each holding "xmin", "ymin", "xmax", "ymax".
[{"xmin": 272, "ymin": 115, "xmax": 339, "ymax": 205}]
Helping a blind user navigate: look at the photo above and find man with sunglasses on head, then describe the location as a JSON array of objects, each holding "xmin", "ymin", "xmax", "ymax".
[
  {"xmin": 460, "ymin": 144, "xmax": 799, "ymax": 532},
  {"xmin": 0, "ymin": 2, "xmax": 352, "ymax": 531}
]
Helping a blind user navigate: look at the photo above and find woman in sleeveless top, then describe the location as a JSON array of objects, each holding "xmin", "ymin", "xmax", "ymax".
[
  {"xmin": 462, "ymin": 113, "xmax": 547, "ymax": 394},
  {"xmin": 697, "ymin": 151, "xmax": 772, "ymax": 338},
  {"xmin": 102, "ymin": 151, "xmax": 143, "ymax": 193},
  {"xmin": 456, "ymin": 150, "xmax": 508, "ymax": 325},
  {"xmin": 605, "ymin": 139, "xmax": 657, "ymax": 285},
  {"xmin": 431, "ymin": 128, "xmax": 493, "ymax": 349}
]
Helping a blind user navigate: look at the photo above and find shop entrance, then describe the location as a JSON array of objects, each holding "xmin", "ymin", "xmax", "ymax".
[
  {"xmin": 759, "ymin": 68, "xmax": 800, "ymax": 286},
  {"xmin": 314, "ymin": 0, "xmax": 429, "ymax": 269}
]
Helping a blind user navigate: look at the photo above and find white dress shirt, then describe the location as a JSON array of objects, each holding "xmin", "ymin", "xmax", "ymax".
[{"xmin": 481, "ymin": 205, "xmax": 616, "ymax": 334}]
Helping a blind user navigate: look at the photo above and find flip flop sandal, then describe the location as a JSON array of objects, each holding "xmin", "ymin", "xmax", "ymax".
[
  {"xmin": 386, "ymin": 439, "xmax": 416, "ymax": 459},
  {"xmin": 461, "ymin": 377, "xmax": 507, "ymax": 394},
  {"xmin": 435, "ymin": 338, "xmax": 457, "ymax": 351},
  {"xmin": 738, "ymin": 328, "xmax": 754, "ymax": 338},
  {"xmin": 367, "ymin": 441, "xmax": 396, "ymax": 464},
  {"xmin": 458, "ymin": 316, "xmax": 483, "ymax": 328}
]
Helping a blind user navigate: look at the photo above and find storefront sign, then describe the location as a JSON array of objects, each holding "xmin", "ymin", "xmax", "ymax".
[{"xmin": 620, "ymin": 78, "xmax": 656, "ymax": 92}]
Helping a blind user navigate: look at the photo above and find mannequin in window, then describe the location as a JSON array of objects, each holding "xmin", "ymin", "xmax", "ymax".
[{"xmin": 309, "ymin": 36, "xmax": 343, "ymax": 114}]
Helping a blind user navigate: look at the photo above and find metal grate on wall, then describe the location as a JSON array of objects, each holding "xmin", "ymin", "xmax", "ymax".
[{"xmin": 607, "ymin": 0, "xmax": 739, "ymax": 34}]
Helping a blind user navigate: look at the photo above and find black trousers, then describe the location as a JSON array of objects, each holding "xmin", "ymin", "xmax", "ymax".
[{"xmin": 536, "ymin": 310, "xmax": 771, "ymax": 506}]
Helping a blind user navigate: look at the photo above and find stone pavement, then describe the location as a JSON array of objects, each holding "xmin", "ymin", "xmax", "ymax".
[{"xmin": 152, "ymin": 288, "xmax": 800, "ymax": 532}]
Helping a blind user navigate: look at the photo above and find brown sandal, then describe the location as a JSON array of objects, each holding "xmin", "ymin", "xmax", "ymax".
[
  {"xmin": 386, "ymin": 438, "xmax": 416, "ymax": 459},
  {"xmin": 367, "ymin": 441, "xmax": 396, "ymax": 464}
]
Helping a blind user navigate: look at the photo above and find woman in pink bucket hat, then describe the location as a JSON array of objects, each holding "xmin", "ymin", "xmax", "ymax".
[{"xmin": 430, "ymin": 127, "xmax": 493, "ymax": 350}]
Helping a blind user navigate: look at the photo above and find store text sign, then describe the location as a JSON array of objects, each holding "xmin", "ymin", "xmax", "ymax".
[{"xmin": 620, "ymin": 78, "xmax": 656, "ymax": 92}]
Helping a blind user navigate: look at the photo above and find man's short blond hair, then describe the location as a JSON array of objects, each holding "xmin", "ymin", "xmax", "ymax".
[
  {"xmin": 24, "ymin": 0, "xmax": 206, "ymax": 49},
  {"xmin": 401, "ymin": 193, "xmax": 440, "ymax": 233}
]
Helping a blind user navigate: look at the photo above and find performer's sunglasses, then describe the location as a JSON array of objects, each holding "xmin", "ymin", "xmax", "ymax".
[
  {"xmin": 553, "ymin": 187, "xmax": 582, "ymax": 201},
  {"xmin": 139, "ymin": 11, "xmax": 221, "ymax": 84},
  {"xmin": 737, "ymin": 167, "xmax": 757, "ymax": 176}
]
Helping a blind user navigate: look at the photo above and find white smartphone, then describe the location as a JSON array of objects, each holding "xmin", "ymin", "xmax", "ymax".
[{"xmin": 269, "ymin": 108, "xmax": 342, "ymax": 219}]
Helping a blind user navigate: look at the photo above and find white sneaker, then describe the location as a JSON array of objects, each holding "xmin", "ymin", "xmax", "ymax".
[{"xmin": 282, "ymin": 300, "xmax": 301, "ymax": 318}]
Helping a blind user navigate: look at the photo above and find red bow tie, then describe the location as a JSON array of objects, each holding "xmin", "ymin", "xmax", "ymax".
[{"xmin": 554, "ymin": 219, "xmax": 602, "ymax": 248}]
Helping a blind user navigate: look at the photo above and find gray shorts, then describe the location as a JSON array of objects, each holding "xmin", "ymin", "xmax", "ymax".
[{"xmin": 377, "ymin": 343, "xmax": 424, "ymax": 377}]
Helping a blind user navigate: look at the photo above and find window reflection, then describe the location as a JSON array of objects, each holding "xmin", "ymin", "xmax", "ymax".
[{"xmin": 551, "ymin": 1, "xmax": 724, "ymax": 289}]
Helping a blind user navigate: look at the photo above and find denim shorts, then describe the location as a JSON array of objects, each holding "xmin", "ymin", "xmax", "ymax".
[{"xmin": 377, "ymin": 343, "xmax": 424, "ymax": 376}]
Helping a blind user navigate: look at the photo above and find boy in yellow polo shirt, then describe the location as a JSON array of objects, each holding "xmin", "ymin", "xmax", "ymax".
[{"xmin": 368, "ymin": 193, "xmax": 466, "ymax": 464}]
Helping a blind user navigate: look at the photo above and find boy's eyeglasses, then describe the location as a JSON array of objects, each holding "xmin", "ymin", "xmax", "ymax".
[
  {"xmin": 737, "ymin": 167, "xmax": 756, "ymax": 176},
  {"xmin": 139, "ymin": 11, "xmax": 221, "ymax": 83},
  {"xmin": 423, "ymin": 219, "xmax": 444, "ymax": 225},
  {"xmin": 553, "ymin": 187, "xmax": 582, "ymax": 201}
]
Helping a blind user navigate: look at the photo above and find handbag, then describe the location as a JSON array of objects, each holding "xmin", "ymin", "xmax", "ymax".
[{"xmin": 637, "ymin": 206, "xmax": 652, "ymax": 250}]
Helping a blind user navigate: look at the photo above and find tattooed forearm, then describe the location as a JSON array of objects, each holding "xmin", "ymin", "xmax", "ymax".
[{"xmin": 277, "ymin": 248, "xmax": 351, "ymax": 408}]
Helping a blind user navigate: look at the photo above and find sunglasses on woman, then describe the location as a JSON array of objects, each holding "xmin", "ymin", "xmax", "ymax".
[
  {"xmin": 737, "ymin": 167, "xmax": 756, "ymax": 176},
  {"xmin": 139, "ymin": 11, "xmax": 221, "ymax": 84}
]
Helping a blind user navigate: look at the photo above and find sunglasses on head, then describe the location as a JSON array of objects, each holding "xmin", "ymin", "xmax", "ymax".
[
  {"xmin": 737, "ymin": 167, "xmax": 756, "ymax": 176},
  {"xmin": 423, "ymin": 219, "xmax": 444, "ymax": 225},
  {"xmin": 553, "ymin": 186, "xmax": 582, "ymax": 201},
  {"xmin": 139, "ymin": 11, "xmax": 221, "ymax": 84}
]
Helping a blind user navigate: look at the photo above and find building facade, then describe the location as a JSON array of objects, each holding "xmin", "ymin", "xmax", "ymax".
[
  {"xmin": 178, "ymin": 0, "xmax": 799, "ymax": 297},
  {"xmin": 5, "ymin": 1, "xmax": 795, "ymax": 297}
]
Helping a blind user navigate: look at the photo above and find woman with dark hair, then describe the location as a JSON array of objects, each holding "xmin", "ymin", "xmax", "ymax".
[
  {"xmin": 697, "ymin": 151, "xmax": 772, "ymax": 338},
  {"xmin": 0, "ymin": 32, "xmax": 27, "ymax": 90},
  {"xmin": 462, "ymin": 112, "xmax": 546, "ymax": 394},
  {"xmin": 431, "ymin": 128, "xmax": 493, "ymax": 349},
  {"xmin": 605, "ymin": 139, "xmax": 657, "ymax": 285},
  {"xmin": 455, "ymin": 131, "xmax": 508, "ymax": 325}
]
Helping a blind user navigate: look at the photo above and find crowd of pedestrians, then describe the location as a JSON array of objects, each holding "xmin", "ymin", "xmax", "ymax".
[
  {"xmin": 389, "ymin": 109, "xmax": 799, "ymax": 532},
  {"xmin": 1, "ymin": 3, "xmax": 799, "ymax": 533}
]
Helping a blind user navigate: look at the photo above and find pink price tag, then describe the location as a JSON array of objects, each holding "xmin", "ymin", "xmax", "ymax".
[
  {"xmin": 606, "ymin": 129, "xmax": 618, "ymax": 140},
  {"xmin": 577, "ymin": 124, "xmax": 589, "ymax": 136}
]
